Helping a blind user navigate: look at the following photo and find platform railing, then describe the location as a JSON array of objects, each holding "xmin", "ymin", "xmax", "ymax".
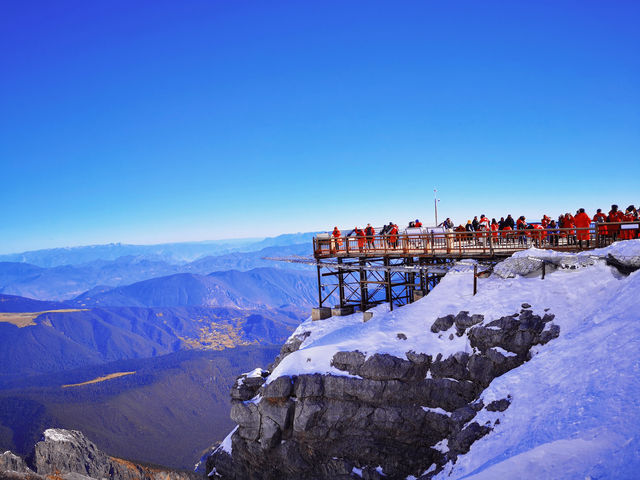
[{"xmin": 313, "ymin": 221, "xmax": 640, "ymax": 259}]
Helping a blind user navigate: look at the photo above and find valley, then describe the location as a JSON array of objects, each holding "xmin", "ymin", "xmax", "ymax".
[{"xmin": 0, "ymin": 237, "xmax": 323, "ymax": 470}]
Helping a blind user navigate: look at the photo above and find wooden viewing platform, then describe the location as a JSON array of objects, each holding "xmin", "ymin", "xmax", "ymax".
[
  {"xmin": 313, "ymin": 222, "xmax": 640, "ymax": 260},
  {"xmin": 310, "ymin": 221, "xmax": 639, "ymax": 317}
]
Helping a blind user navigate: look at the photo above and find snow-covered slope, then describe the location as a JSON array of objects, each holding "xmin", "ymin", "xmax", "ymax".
[
  {"xmin": 275, "ymin": 242, "xmax": 640, "ymax": 478},
  {"xmin": 211, "ymin": 240, "xmax": 640, "ymax": 479}
]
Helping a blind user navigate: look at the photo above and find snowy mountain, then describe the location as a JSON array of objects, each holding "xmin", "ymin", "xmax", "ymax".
[{"xmin": 206, "ymin": 240, "xmax": 640, "ymax": 479}]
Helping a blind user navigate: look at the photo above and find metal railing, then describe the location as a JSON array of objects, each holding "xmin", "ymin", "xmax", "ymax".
[{"xmin": 313, "ymin": 222, "xmax": 640, "ymax": 259}]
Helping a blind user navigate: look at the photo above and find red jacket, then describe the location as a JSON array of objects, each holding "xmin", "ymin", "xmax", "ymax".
[
  {"xmin": 593, "ymin": 212, "xmax": 607, "ymax": 223},
  {"xmin": 574, "ymin": 212, "xmax": 591, "ymax": 240},
  {"xmin": 389, "ymin": 225, "xmax": 398, "ymax": 243}
]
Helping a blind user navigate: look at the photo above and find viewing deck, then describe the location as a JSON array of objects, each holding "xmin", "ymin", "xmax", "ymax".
[
  {"xmin": 310, "ymin": 221, "xmax": 639, "ymax": 314},
  {"xmin": 313, "ymin": 222, "xmax": 640, "ymax": 260}
]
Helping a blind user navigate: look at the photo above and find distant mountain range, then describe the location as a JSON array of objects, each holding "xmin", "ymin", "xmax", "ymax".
[
  {"xmin": 0, "ymin": 235, "xmax": 323, "ymax": 470},
  {"xmin": 70, "ymin": 268, "xmax": 317, "ymax": 309},
  {"xmin": 0, "ymin": 304, "xmax": 298, "ymax": 378},
  {"xmin": 0, "ymin": 243, "xmax": 312, "ymax": 301},
  {"xmin": 0, "ymin": 233, "xmax": 318, "ymax": 268}
]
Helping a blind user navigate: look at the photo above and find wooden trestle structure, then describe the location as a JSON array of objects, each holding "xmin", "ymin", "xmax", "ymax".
[{"xmin": 311, "ymin": 221, "xmax": 639, "ymax": 312}]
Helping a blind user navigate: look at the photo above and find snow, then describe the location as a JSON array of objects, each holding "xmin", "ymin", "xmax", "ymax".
[
  {"xmin": 375, "ymin": 465, "xmax": 386, "ymax": 476},
  {"xmin": 422, "ymin": 406, "xmax": 451, "ymax": 416},
  {"xmin": 352, "ymin": 466, "xmax": 362, "ymax": 477},
  {"xmin": 263, "ymin": 241, "xmax": 640, "ymax": 478},
  {"xmin": 490, "ymin": 346, "xmax": 516, "ymax": 357},
  {"xmin": 245, "ymin": 368, "xmax": 265, "ymax": 378},
  {"xmin": 43, "ymin": 429, "xmax": 75, "ymax": 443},
  {"xmin": 433, "ymin": 439, "xmax": 449, "ymax": 454},
  {"xmin": 218, "ymin": 426, "xmax": 237, "ymax": 454}
]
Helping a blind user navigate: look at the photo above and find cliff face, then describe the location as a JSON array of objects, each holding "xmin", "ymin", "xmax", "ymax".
[
  {"xmin": 0, "ymin": 429, "xmax": 196, "ymax": 480},
  {"xmin": 205, "ymin": 241, "xmax": 640, "ymax": 480},
  {"xmin": 208, "ymin": 308, "xmax": 558, "ymax": 479}
]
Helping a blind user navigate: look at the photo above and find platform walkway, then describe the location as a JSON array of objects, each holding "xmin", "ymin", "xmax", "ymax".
[{"xmin": 313, "ymin": 222, "xmax": 639, "ymax": 260}]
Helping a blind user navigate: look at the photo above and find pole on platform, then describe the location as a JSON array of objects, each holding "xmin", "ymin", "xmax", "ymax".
[
  {"xmin": 338, "ymin": 257, "xmax": 345, "ymax": 308},
  {"xmin": 384, "ymin": 257, "xmax": 393, "ymax": 311},
  {"xmin": 473, "ymin": 264, "xmax": 478, "ymax": 296},
  {"xmin": 434, "ymin": 189, "xmax": 439, "ymax": 226},
  {"xmin": 317, "ymin": 263, "xmax": 323, "ymax": 307}
]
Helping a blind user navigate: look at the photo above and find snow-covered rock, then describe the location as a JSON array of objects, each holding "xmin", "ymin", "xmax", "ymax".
[{"xmin": 206, "ymin": 241, "xmax": 640, "ymax": 479}]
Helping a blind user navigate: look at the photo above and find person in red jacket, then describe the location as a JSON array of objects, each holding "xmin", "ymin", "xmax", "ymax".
[
  {"xmin": 573, "ymin": 208, "xmax": 592, "ymax": 249},
  {"xmin": 593, "ymin": 209, "xmax": 608, "ymax": 239},
  {"xmin": 364, "ymin": 223, "xmax": 375, "ymax": 249},
  {"xmin": 561, "ymin": 213, "xmax": 576, "ymax": 245},
  {"xmin": 541, "ymin": 215, "xmax": 551, "ymax": 228},
  {"xmin": 414, "ymin": 219, "xmax": 423, "ymax": 228},
  {"xmin": 490, "ymin": 218, "xmax": 499, "ymax": 242},
  {"xmin": 332, "ymin": 227, "xmax": 342, "ymax": 253},
  {"xmin": 620, "ymin": 207, "xmax": 636, "ymax": 240},
  {"xmin": 354, "ymin": 227, "xmax": 366, "ymax": 252},
  {"xmin": 608, "ymin": 205, "xmax": 624, "ymax": 240},
  {"xmin": 389, "ymin": 224, "xmax": 399, "ymax": 248}
]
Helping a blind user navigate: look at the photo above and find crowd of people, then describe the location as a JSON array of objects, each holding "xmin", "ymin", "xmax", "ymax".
[
  {"xmin": 440, "ymin": 204, "xmax": 639, "ymax": 248},
  {"xmin": 327, "ymin": 204, "xmax": 639, "ymax": 253}
]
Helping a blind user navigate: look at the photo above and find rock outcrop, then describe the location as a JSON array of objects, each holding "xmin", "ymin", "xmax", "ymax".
[
  {"xmin": 206, "ymin": 308, "xmax": 560, "ymax": 479},
  {"xmin": 0, "ymin": 429, "xmax": 196, "ymax": 480}
]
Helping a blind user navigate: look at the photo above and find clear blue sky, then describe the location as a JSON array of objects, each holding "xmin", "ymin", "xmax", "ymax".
[{"xmin": 1, "ymin": 0, "xmax": 639, "ymax": 254}]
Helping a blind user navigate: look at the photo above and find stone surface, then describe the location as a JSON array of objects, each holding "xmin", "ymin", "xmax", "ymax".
[
  {"xmin": 0, "ymin": 429, "xmax": 195, "ymax": 480},
  {"xmin": 207, "ymin": 308, "xmax": 561, "ymax": 480},
  {"xmin": 431, "ymin": 314, "xmax": 455, "ymax": 333},
  {"xmin": 312, "ymin": 307, "xmax": 332, "ymax": 321},
  {"xmin": 331, "ymin": 306, "xmax": 355, "ymax": 317},
  {"xmin": 486, "ymin": 397, "xmax": 511, "ymax": 412},
  {"xmin": 0, "ymin": 452, "xmax": 32, "ymax": 474}
]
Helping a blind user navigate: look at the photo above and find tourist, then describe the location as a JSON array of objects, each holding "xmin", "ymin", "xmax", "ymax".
[
  {"xmin": 608, "ymin": 205, "xmax": 624, "ymax": 241},
  {"xmin": 574, "ymin": 208, "xmax": 591, "ymax": 249},
  {"xmin": 365, "ymin": 223, "xmax": 375, "ymax": 249},
  {"xmin": 332, "ymin": 227, "xmax": 342, "ymax": 253}
]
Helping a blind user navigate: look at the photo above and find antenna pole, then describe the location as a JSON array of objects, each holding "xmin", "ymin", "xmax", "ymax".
[{"xmin": 434, "ymin": 189, "xmax": 439, "ymax": 226}]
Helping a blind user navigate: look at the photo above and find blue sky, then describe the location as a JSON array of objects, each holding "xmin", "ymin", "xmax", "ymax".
[{"xmin": 1, "ymin": 0, "xmax": 638, "ymax": 254}]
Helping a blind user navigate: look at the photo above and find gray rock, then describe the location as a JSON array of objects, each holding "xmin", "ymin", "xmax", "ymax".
[
  {"xmin": 451, "ymin": 405, "xmax": 477, "ymax": 425},
  {"xmin": 540, "ymin": 324, "xmax": 561, "ymax": 344},
  {"xmin": 208, "ymin": 308, "xmax": 562, "ymax": 480},
  {"xmin": 231, "ymin": 402, "xmax": 260, "ymax": 441},
  {"xmin": 405, "ymin": 351, "xmax": 431, "ymax": 366},
  {"xmin": 431, "ymin": 314, "xmax": 455, "ymax": 333},
  {"xmin": 294, "ymin": 374, "xmax": 325, "ymax": 398},
  {"xmin": 0, "ymin": 452, "xmax": 32, "ymax": 474},
  {"xmin": 430, "ymin": 352, "xmax": 469, "ymax": 381},
  {"xmin": 263, "ymin": 376, "xmax": 293, "ymax": 399},
  {"xmin": 486, "ymin": 397, "xmax": 511, "ymax": 412},
  {"xmin": 331, "ymin": 350, "xmax": 366, "ymax": 375},
  {"xmin": 454, "ymin": 311, "xmax": 484, "ymax": 335},
  {"xmin": 21, "ymin": 429, "xmax": 195, "ymax": 480},
  {"xmin": 449, "ymin": 422, "xmax": 492, "ymax": 456},
  {"xmin": 359, "ymin": 353, "xmax": 426, "ymax": 382}
]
